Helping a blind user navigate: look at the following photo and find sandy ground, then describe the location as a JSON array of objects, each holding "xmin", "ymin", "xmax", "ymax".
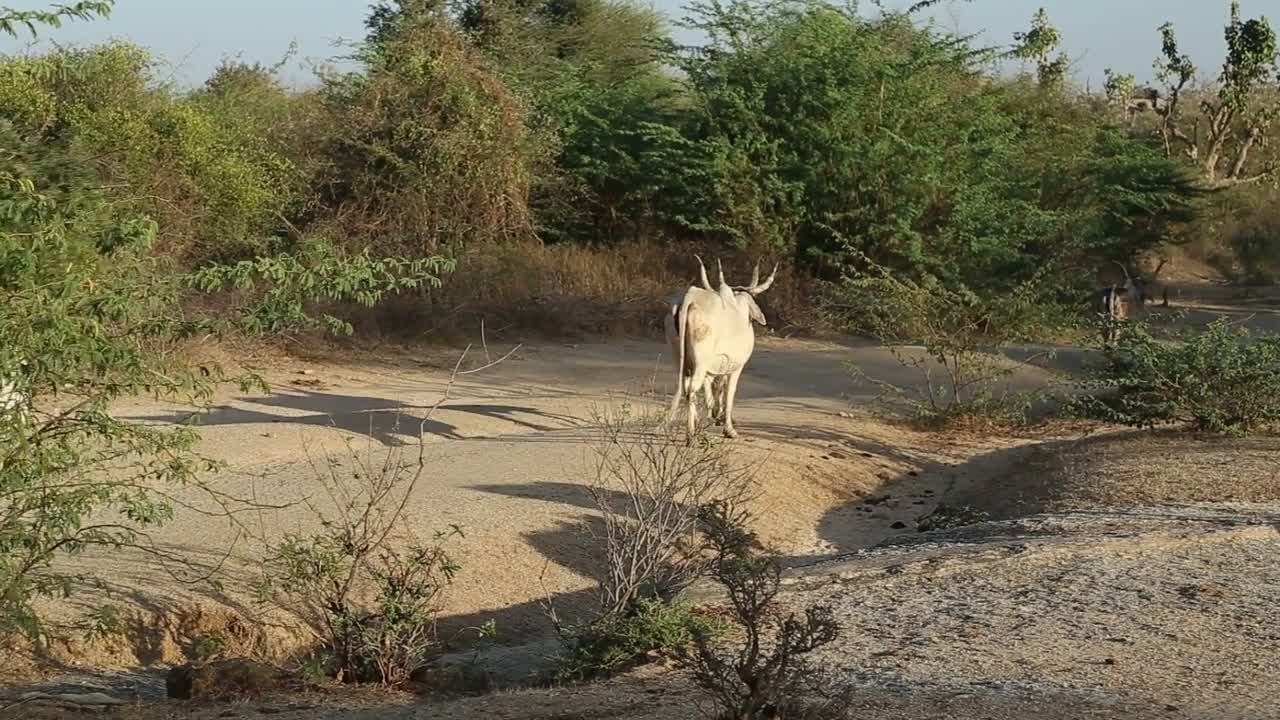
[{"xmin": 4, "ymin": 282, "xmax": 1280, "ymax": 719}]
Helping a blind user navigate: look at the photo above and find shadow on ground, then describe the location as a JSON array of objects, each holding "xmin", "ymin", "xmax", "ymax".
[{"xmin": 134, "ymin": 389, "xmax": 583, "ymax": 446}]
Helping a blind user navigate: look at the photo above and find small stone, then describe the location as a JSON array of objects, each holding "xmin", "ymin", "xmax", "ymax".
[
  {"xmin": 18, "ymin": 692, "xmax": 126, "ymax": 707},
  {"xmin": 412, "ymin": 661, "xmax": 491, "ymax": 693},
  {"xmin": 167, "ymin": 659, "xmax": 283, "ymax": 700},
  {"xmin": 1103, "ymin": 658, "xmax": 1115, "ymax": 665},
  {"xmin": 890, "ymin": 521, "xmax": 907, "ymax": 529}
]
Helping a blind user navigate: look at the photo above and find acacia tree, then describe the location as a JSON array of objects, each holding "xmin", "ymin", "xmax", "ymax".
[{"xmin": 1154, "ymin": 2, "xmax": 1280, "ymax": 187}]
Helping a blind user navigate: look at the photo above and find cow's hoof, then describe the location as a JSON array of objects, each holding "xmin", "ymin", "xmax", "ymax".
[{"xmin": 723, "ymin": 428, "xmax": 739, "ymax": 439}]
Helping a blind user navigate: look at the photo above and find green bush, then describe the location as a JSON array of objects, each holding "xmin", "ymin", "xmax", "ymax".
[
  {"xmin": 0, "ymin": 114, "xmax": 455, "ymax": 641},
  {"xmin": 555, "ymin": 598, "xmax": 718, "ymax": 682},
  {"xmin": 833, "ymin": 264, "xmax": 1065, "ymax": 427},
  {"xmin": 1229, "ymin": 211, "xmax": 1280, "ymax": 284},
  {"xmin": 1073, "ymin": 319, "xmax": 1280, "ymax": 435},
  {"xmin": 254, "ymin": 432, "xmax": 471, "ymax": 687},
  {"xmin": 183, "ymin": 238, "xmax": 454, "ymax": 336},
  {"xmin": 0, "ymin": 118, "xmax": 232, "ymax": 640}
]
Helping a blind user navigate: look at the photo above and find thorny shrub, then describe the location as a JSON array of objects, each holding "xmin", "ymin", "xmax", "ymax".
[
  {"xmin": 554, "ymin": 597, "xmax": 719, "ymax": 683},
  {"xmin": 551, "ymin": 402, "xmax": 754, "ymax": 681},
  {"xmin": 255, "ymin": 435, "xmax": 461, "ymax": 686},
  {"xmin": 681, "ymin": 502, "xmax": 846, "ymax": 720}
]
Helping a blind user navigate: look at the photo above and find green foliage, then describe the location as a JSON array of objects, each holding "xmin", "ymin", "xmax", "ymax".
[
  {"xmin": 1076, "ymin": 129, "xmax": 1205, "ymax": 264},
  {"xmin": 263, "ymin": 530, "xmax": 461, "ymax": 685},
  {"xmin": 0, "ymin": 41, "xmax": 303, "ymax": 265},
  {"xmin": 318, "ymin": 9, "xmax": 538, "ymax": 252},
  {"xmin": 255, "ymin": 435, "xmax": 464, "ymax": 686},
  {"xmin": 184, "ymin": 240, "xmax": 454, "ymax": 336},
  {"xmin": 453, "ymin": 0, "xmax": 693, "ymax": 242},
  {"xmin": 1012, "ymin": 8, "xmax": 1068, "ymax": 90},
  {"xmin": 1230, "ymin": 213, "xmax": 1280, "ymax": 284},
  {"xmin": 1103, "ymin": 68, "xmax": 1136, "ymax": 113},
  {"xmin": 1073, "ymin": 319, "xmax": 1280, "ymax": 435},
  {"xmin": 666, "ymin": 0, "xmax": 1202, "ymax": 307},
  {"xmin": 0, "ymin": 114, "xmax": 450, "ymax": 640},
  {"xmin": 1219, "ymin": 3, "xmax": 1278, "ymax": 113},
  {"xmin": 0, "ymin": 1, "xmax": 112, "ymax": 38},
  {"xmin": 1156, "ymin": 4, "xmax": 1280, "ymax": 186},
  {"xmin": 555, "ymin": 598, "xmax": 717, "ymax": 682},
  {"xmin": 0, "ymin": 120, "xmax": 244, "ymax": 640},
  {"xmin": 833, "ymin": 266, "xmax": 1057, "ymax": 427}
]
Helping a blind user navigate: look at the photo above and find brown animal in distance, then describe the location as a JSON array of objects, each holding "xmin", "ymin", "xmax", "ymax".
[{"xmin": 1094, "ymin": 262, "xmax": 1145, "ymax": 342}]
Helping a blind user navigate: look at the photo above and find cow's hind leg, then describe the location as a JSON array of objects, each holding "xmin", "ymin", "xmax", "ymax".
[
  {"xmin": 685, "ymin": 369, "xmax": 707, "ymax": 442},
  {"xmin": 721, "ymin": 368, "xmax": 744, "ymax": 439},
  {"xmin": 703, "ymin": 378, "xmax": 723, "ymax": 426},
  {"xmin": 668, "ymin": 370, "xmax": 685, "ymax": 424}
]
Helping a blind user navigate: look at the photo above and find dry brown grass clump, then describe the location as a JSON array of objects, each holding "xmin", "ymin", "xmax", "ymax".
[
  {"xmin": 947, "ymin": 430, "xmax": 1280, "ymax": 520},
  {"xmin": 345, "ymin": 242, "xmax": 824, "ymax": 342}
]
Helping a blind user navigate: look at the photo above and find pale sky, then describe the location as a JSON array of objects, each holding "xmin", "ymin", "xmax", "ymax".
[{"xmin": 0, "ymin": 0, "xmax": 1274, "ymax": 89}]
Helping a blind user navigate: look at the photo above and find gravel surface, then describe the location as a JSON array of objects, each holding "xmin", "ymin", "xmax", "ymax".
[{"xmin": 771, "ymin": 506, "xmax": 1280, "ymax": 720}]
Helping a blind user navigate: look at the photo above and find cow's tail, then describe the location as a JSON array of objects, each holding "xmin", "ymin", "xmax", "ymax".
[{"xmin": 669, "ymin": 292, "xmax": 695, "ymax": 421}]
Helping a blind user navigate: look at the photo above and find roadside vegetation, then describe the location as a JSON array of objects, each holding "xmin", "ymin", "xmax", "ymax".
[{"xmin": 2, "ymin": 0, "xmax": 1279, "ymax": 714}]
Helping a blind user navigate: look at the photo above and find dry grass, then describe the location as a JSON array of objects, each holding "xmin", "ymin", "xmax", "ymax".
[
  {"xmin": 947, "ymin": 429, "xmax": 1280, "ymax": 520},
  {"xmin": 343, "ymin": 240, "xmax": 825, "ymax": 342}
]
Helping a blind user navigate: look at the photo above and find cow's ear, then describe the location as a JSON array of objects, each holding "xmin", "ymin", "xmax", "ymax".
[{"xmin": 748, "ymin": 297, "xmax": 767, "ymax": 326}]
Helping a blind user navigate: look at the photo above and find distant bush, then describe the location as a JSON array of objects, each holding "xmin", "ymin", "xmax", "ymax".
[
  {"xmin": 833, "ymin": 265, "xmax": 1065, "ymax": 428},
  {"xmin": 313, "ymin": 12, "xmax": 539, "ymax": 254},
  {"xmin": 1072, "ymin": 319, "xmax": 1280, "ymax": 435},
  {"xmin": 1229, "ymin": 211, "xmax": 1280, "ymax": 285}
]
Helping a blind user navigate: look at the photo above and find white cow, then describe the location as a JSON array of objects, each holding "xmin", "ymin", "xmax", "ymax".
[
  {"xmin": 668, "ymin": 257, "xmax": 777, "ymax": 439},
  {"xmin": 664, "ymin": 256, "xmax": 727, "ymax": 425},
  {"xmin": 0, "ymin": 377, "xmax": 30, "ymax": 425},
  {"xmin": 0, "ymin": 359, "xmax": 33, "ymax": 425}
]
